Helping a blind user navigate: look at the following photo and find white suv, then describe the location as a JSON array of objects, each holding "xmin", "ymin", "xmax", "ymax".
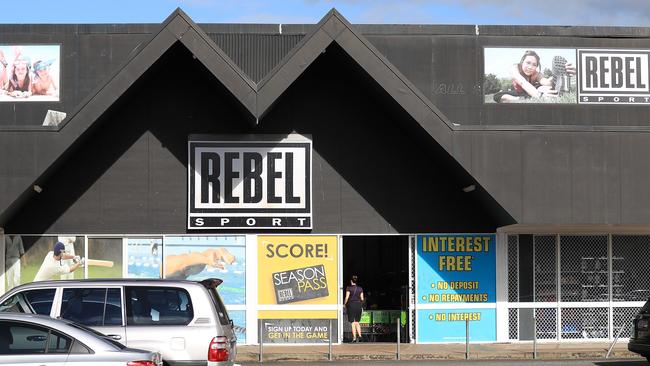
[{"xmin": 0, "ymin": 278, "xmax": 236, "ymax": 366}]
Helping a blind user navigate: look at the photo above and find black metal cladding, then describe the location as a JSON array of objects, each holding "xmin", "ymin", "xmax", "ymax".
[
  {"xmin": 7, "ymin": 9, "xmax": 650, "ymax": 234},
  {"xmin": 209, "ymin": 33, "xmax": 303, "ymax": 83},
  {"xmin": 2, "ymin": 42, "xmax": 502, "ymax": 234}
]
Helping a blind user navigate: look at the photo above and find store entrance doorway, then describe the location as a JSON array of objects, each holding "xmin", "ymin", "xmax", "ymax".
[{"xmin": 342, "ymin": 235, "xmax": 409, "ymax": 343}]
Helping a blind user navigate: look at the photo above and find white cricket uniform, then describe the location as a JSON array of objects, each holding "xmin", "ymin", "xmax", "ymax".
[
  {"xmin": 33, "ymin": 251, "xmax": 71, "ymax": 281},
  {"xmin": 5, "ymin": 235, "xmax": 25, "ymax": 289}
]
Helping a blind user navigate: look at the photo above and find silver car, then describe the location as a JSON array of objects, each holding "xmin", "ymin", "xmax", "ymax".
[
  {"xmin": 0, "ymin": 312, "xmax": 162, "ymax": 366},
  {"xmin": 0, "ymin": 278, "xmax": 237, "ymax": 366}
]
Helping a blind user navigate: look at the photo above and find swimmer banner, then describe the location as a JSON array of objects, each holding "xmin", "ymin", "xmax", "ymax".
[
  {"xmin": 484, "ymin": 47, "xmax": 650, "ymax": 105},
  {"xmin": 416, "ymin": 234, "xmax": 496, "ymax": 343},
  {"xmin": 257, "ymin": 236, "xmax": 338, "ymax": 320}
]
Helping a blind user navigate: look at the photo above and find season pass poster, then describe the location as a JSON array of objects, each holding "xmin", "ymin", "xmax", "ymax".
[
  {"xmin": 257, "ymin": 236, "xmax": 337, "ymax": 319},
  {"xmin": 416, "ymin": 234, "xmax": 496, "ymax": 342}
]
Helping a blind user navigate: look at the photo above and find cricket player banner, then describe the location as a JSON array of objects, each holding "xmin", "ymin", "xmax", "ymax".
[
  {"xmin": 484, "ymin": 47, "xmax": 650, "ymax": 105},
  {"xmin": 416, "ymin": 234, "xmax": 496, "ymax": 342},
  {"xmin": 258, "ymin": 236, "xmax": 338, "ymax": 343},
  {"xmin": 187, "ymin": 134, "xmax": 312, "ymax": 229}
]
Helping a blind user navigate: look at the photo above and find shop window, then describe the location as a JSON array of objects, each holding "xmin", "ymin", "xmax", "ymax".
[
  {"xmin": 612, "ymin": 235, "xmax": 650, "ymax": 301},
  {"xmin": 534, "ymin": 235, "xmax": 557, "ymax": 302},
  {"xmin": 560, "ymin": 235, "xmax": 608, "ymax": 302}
]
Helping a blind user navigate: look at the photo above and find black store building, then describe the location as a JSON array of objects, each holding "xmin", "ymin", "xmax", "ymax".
[{"xmin": 2, "ymin": 9, "xmax": 650, "ymax": 344}]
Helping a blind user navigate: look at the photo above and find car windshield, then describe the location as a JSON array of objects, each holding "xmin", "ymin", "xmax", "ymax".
[{"xmin": 67, "ymin": 322, "xmax": 126, "ymax": 349}]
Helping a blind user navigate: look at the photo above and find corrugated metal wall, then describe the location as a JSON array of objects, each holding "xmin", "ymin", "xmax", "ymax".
[{"xmin": 208, "ymin": 33, "xmax": 303, "ymax": 82}]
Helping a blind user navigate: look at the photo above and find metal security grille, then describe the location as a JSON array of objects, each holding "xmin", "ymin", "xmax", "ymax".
[
  {"xmin": 508, "ymin": 235, "xmax": 519, "ymax": 302},
  {"xmin": 560, "ymin": 235, "xmax": 608, "ymax": 302},
  {"xmin": 612, "ymin": 235, "xmax": 650, "ymax": 301},
  {"xmin": 613, "ymin": 307, "xmax": 641, "ymax": 339},
  {"xmin": 506, "ymin": 233, "xmax": 648, "ymax": 342},
  {"xmin": 509, "ymin": 308, "xmax": 518, "ymax": 340},
  {"xmin": 534, "ymin": 235, "xmax": 556, "ymax": 302},
  {"xmin": 561, "ymin": 307, "xmax": 608, "ymax": 339},
  {"xmin": 535, "ymin": 308, "xmax": 557, "ymax": 339}
]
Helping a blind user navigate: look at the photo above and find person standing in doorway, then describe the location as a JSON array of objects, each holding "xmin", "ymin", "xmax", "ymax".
[
  {"xmin": 33, "ymin": 241, "xmax": 84, "ymax": 281},
  {"xmin": 5, "ymin": 234, "xmax": 24, "ymax": 289},
  {"xmin": 344, "ymin": 275, "xmax": 364, "ymax": 343}
]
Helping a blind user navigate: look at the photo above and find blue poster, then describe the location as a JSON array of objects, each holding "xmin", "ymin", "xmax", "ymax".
[
  {"xmin": 127, "ymin": 238, "xmax": 163, "ymax": 279},
  {"xmin": 416, "ymin": 234, "xmax": 496, "ymax": 342},
  {"xmin": 417, "ymin": 309, "xmax": 496, "ymax": 342}
]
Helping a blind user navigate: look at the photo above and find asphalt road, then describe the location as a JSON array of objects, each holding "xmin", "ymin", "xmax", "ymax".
[{"xmin": 239, "ymin": 360, "xmax": 648, "ymax": 366}]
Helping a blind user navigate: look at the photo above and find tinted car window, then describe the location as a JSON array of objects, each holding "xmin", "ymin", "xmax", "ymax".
[
  {"xmin": 0, "ymin": 289, "xmax": 56, "ymax": 315},
  {"xmin": 47, "ymin": 330, "xmax": 72, "ymax": 354},
  {"xmin": 0, "ymin": 321, "xmax": 49, "ymax": 354},
  {"xmin": 24, "ymin": 290, "xmax": 56, "ymax": 315},
  {"xmin": 61, "ymin": 288, "xmax": 122, "ymax": 326},
  {"xmin": 126, "ymin": 287, "xmax": 193, "ymax": 326},
  {"xmin": 69, "ymin": 340, "xmax": 91, "ymax": 354},
  {"xmin": 207, "ymin": 288, "xmax": 231, "ymax": 325}
]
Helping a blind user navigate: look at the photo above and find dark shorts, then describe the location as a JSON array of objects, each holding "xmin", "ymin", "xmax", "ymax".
[
  {"xmin": 347, "ymin": 302, "xmax": 362, "ymax": 322},
  {"xmin": 493, "ymin": 89, "xmax": 529, "ymax": 103}
]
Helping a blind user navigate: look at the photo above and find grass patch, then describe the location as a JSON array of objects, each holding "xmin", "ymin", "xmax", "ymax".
[{"xmin": 485, "ymin": 92, "xmax": 577, "ymax": 104}]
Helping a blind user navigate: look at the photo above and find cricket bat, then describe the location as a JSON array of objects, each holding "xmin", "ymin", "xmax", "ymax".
[{"xmin": 86, "ymin": 259, "xmax": 115, "ymax": 268}]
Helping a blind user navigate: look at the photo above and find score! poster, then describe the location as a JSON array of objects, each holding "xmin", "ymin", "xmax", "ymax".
[
  {"xmin": 416, "ymin": 234, "xmax": 496, "ymax": 342},
  {"xmin": 258, "ymin": 236, "xmax": 337, "ymax": 317},
  {"xmin": 258, "ymin": 236, "xmax": 338, "ymax": 343}
]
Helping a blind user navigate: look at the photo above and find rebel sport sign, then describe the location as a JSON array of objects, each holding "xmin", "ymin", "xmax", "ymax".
[
  {"xmin": 578, "ymin": 49, "xmax": 650, "ymax": 104},
  {"xmin": 188, "ymin": 135, "xmax": 312, "ymax": 229}
]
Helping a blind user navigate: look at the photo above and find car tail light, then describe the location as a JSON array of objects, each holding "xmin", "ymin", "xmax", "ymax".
[
  {"xmin": 127, "ymin": 361, "xmax": 156, "ymax": 366},
  {"xmin": 208, "ymin": 336, "xmax": 230, "ymax": 362}
]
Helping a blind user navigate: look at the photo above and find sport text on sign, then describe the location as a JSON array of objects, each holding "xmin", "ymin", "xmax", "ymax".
[{"xmin": 188, "ymin": 136, "xmax": 312, "ymax": 229}]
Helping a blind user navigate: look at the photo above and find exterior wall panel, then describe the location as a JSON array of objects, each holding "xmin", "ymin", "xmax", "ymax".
[{"xmin": 521, "ymin": 133, "xmax": 572, "ymax": 223}]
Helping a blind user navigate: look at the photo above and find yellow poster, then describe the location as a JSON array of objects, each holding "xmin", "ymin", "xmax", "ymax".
[{"xmin": 258, "ymin": 236, "xmax": 337, "ymax": 319}]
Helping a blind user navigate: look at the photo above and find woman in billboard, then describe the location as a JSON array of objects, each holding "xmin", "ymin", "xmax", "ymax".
[
  {"xmin": 6, "ymin": 52, "xmax": 32, "ymax": 98},
  {"xmin": 0, "ymin": 51, "xmax": 8, "ymax": 92},
  {"xmin": 493, "ymin": 50, "xmax": 575, "ymax": 103}
]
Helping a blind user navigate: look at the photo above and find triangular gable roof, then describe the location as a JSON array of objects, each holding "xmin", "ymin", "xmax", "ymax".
[
  {"xmin": 0, "ymin": 8, "xmax": 259, "ymax": 224},
  {"xmin": 0, "ymin": 8, "xmax": 495, "ymax": 226},
  {"xmin": 257, "ymin": 9, "xmax": 455, "ymax": 151}
]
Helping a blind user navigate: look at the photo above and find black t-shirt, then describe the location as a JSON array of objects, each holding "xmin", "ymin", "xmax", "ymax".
[{"xmin": 346, "ymin": 285, "xmax": 363, "ymax": 302}]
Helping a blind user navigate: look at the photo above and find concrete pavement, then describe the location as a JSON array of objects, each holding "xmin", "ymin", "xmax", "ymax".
[{"xmin": 236, "ymin": 341, "xmax": 643, "ymax": 362}]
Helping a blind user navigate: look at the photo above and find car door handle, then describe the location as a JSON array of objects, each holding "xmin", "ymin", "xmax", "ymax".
[{"xmin": 107, "ymin": 334, "xmax": 122, "ymax": 340}]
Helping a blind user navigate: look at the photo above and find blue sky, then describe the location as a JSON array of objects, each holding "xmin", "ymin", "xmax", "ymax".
[{"xmin": 1, "ymin": 0, "xmax": 649, "ymax": 26}]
